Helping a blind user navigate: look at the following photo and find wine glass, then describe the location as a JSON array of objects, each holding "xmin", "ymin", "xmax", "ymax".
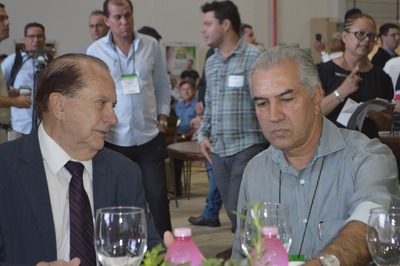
[
  {"xmin": 366, "ymin": 206, "xmax": 400, "ymax": 265},
  {"xmin": 94, "ymin": 206, "xmax": 147, "ymax": 266},
  {"xmin": 239, "ymin": 202, "xmax": 292, "ymax": 257}
]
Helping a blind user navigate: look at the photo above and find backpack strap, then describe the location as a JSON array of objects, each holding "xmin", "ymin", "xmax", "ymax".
[{"xmin": 7, "ymin": 49, "xmax": 23, "ymax": 88}]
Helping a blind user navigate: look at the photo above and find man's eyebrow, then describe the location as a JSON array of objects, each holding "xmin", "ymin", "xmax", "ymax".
[{"xmin": 252, "ymin": 88, "xmax": 295, "ymax": 101}]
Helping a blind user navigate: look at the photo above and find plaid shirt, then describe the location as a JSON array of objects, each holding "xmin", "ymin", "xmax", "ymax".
[{"xmin": 198, "ymin": 39, "xmax": 267, "ymax": 156}]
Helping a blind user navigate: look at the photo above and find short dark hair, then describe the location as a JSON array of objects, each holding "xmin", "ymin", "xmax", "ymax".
[
  {"xmin": 239, "ymin": 23, "xmax": 253, "ymax": 37},
  {"xmin": 179, "ymin": 77, "xmax": 196, "ymax": 89},
  {"xmin": 138, "ymin": 26, "xmax": 162, "ymax": 41},
  {"xmin": 344, "ymin": 8, "xmax": 362, "ymax": 21},
  {"xmin": 103, "ymin": 0, "xmax": 133, "ymax": 18},
  {"xmin": 343, "ymin": 10, "xmax": 375, "ymax": 33},
  {"xmin": 0, "ymin": 3, "xmax": 5, "ymax": 9},
  {"xmin": 380, "ymin": 23, "xmax": 399, "ymax": 36},
  {"xmin": 35, "ymin": 54, "xmax": 109, "ymax": 120},
  {"xmin": 24, "ymin": 22, "xmax": 45, "ymax": 37},
  {"xmin": 201, "ymin": 1, "xmax": 241, "ymax": 36},
  {"xmin": 90, "ymin": 10, "xmax": 105, "ymax": 17}
]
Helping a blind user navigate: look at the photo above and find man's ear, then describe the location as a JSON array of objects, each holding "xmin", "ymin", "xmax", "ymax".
[
  {"xmin": 313, "ymin": 85, "xmax": 324, "ymax": 115},
  {"xmin": 48, "ymin": 92, "xmax": 66, "ymax": 120},
  {"xmin": 104, "ymin": 16, "xmax": 110, "ymax": 28},
  {"xmin": 222, "ymin": 18, "xmax": 231, "ymax": 32}
]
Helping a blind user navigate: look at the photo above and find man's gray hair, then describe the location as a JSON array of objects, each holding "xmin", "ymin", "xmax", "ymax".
[{"xmin": 249, "ymin": 46, "xmax": 321, "ymax": 96}]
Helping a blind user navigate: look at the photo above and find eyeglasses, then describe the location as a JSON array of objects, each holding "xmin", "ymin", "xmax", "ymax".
[
  {"xmin": 386, "ymin": 33, "xmax": 400, "ymax": 38},
  {"xmin": 346, "ymin": 31, "xmax": 379, "ymax": 42},
  {"xmin": 25, "ymin": 34, "xmax": 44, "ymax": 40}
]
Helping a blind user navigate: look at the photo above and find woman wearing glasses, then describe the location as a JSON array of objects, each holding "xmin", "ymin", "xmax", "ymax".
[{"xmin": 318, "ymin": 10, "xmax": 394, "ymax": 139}]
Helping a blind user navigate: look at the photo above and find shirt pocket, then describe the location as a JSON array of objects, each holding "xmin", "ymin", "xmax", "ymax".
[
  {"xmin": 318, "ymin": 219, "xmax": 346, "ymax": 248},
  {"xmin": 136, "ymin": 57, "xmax": 155, "ymax": 82}
]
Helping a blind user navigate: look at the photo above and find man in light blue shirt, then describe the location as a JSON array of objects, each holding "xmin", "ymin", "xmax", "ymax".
[
  {"xmin": 232, "ymin": 46, "xmax": 400, "ymax": 265},
  {"xmin": 0, "ymin": 3, "xmax": 32, "ymax": 143},
  {"xmin": 2, "ymin": 22, "xmax": 49, "ymax": 140},
  {"xmin": 87, "ymin": 0, "xmax": 172, "ymax": 237}
]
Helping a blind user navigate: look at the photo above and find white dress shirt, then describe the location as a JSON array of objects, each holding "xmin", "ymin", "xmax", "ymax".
[{"xmin": 38, "ymin": 123, "xmax": 94, "ymax": 261}]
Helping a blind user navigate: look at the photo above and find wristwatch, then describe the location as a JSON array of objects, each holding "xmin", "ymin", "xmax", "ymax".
[
  {"xmin": 158, "ymin": 120, "xmax": 168, "ymax": 127},
  {"xmin": 313, "ymin": 253, "xmax": 340, "ymax": 266}
]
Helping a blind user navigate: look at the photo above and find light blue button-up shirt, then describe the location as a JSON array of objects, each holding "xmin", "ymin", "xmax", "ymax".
[
  {"xmin": 87, "ymin": 31, "xmax": 170, "ymax": 146},
  {"xmin": 2, "ymin": 52, "xmax": 35, "ymax": 134},
  {"xmin": 232, "ymin": 117, "xmax": 400, "ymax": 259}
]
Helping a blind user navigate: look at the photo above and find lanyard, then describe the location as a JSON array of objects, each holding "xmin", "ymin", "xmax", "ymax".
[
  {"xmin": 112, "ymin": 40, "xmax": 136, "ymax": 76},
  {"xmin": 279, "ymin": 156, "xmax": 325, "ymax": 258}
]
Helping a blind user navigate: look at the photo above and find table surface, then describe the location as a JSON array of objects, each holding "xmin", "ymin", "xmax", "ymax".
[
  {"xmin": 379, "ymin": 131, "xmax": 400, "ymax": 162},
  {"xmin": 167, "ymin": 141, "xmax": 205, "ymax": 161},
  {"xmin": 379, "ymin": 131, "xmax": 400, "ymax": 143}
]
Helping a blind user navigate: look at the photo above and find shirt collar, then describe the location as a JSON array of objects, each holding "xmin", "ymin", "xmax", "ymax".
[
  {"xmin": 38, "ymin": 123, "xmax": 93, "ymax": 177},
  {"xmin": 269, "ymin": 116, "xmax": 345, "ymax": 169},
  {"xmin": 381, "ymin": 47, "xmax": 396, "ymax": 57},
  {"xmin": 215, "ymin": 37, "xmax": 247, "ymax": 60},
  {"xmin": 106, "ymin": 30, "xmax": 141, "ymax": 52}
]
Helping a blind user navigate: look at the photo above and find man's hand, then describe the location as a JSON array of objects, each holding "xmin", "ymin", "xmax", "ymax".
[
  {"xmin": 157, "ymin": 123, "xmax": 167, "ymax": 133},
  {"xmin": 163, "ymin": 231, "xmax": 174, "ymax": 248},
  {"xmin": 13, "ymin": 95, "xmax": 32, "ymax": 108},
  {"xmin": 36, "ymin": 258, "xmax": 81, "ymax": 266},
  {"xmin": 313, "ymin": 40, "xmax": 325, "ymax": 53},
  {"xmin": 199, "ymin": 139, "xmax": 212, "ymax": 164}
]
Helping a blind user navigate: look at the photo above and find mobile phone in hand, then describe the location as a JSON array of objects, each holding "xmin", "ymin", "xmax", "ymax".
[
  {"xmin": 19, "ymin": 86, "xmax": 32, "ymax": 95},
  {"xmin": 316, "ymin": 33, "xmax": 322, "ymax": 42}
]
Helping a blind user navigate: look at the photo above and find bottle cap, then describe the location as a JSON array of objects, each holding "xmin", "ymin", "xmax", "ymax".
[
  {"xmin": 174, "ymin": 227, "xmax": 192, "ymax": 237},
  {"xmin": 261, "ymin": 226, "xmax": 279, "ymax": 236}
]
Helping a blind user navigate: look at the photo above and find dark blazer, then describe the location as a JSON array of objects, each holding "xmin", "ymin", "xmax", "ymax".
[
  {"xmin": 371, "ymin": 47, "xmax": 398, "ymax": 69},
  {"xmin": 0, "ymin": 131, "xmax": 162, "ymax": 265}
]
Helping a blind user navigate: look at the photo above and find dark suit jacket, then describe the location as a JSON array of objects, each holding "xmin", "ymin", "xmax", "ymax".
[
  {"xmin": 0, "ymin": 132, "xmax": 162, "ymax": 265},
  {"xmin": 371, "ymin": 47, "xmax": 398, "ymax": 69}
]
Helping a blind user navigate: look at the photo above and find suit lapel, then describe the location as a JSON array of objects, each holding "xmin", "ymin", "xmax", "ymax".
[
  {"xmin": 92, "ymin": 151, "xmax": 111, "ymax": 213},
  {"xmin": 19, "ymin": 132, "xmax": 57, "ymax": 259}
]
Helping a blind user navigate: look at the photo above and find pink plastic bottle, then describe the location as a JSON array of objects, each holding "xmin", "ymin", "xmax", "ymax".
[
  {"xmin": 256, "ymin": 226, "xmax": 289, "ymax": 266},
  {"xmin": 165, "ymin": 227, "xmax": 204, "ymax": 266}
]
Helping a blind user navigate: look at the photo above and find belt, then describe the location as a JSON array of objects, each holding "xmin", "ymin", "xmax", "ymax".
[{"xmin": 0, "ymin": 123, "xmax": 10, "ymax": 131}]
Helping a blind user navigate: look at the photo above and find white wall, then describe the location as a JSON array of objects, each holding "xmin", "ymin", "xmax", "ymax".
[
  {"xmin": 0, "ymin": 0, "xmax": 343, "ymax": 71},
  {"xmin": 277, "ymin": 0, "xmax": 342, "ymax": 48}
]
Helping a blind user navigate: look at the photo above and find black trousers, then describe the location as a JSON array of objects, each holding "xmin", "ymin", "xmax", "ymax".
[{"xmin": 105, "ymin": 132, "xmax": 172, "ymax": 237}]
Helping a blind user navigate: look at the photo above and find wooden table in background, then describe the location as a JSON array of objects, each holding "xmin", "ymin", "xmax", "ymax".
[
  {"xmin": 167, "ymin": 141, "xmax": 207, "ymax": 202},
  {"xmin": 379, "ymin": 131, "xmax": 400, "ymax": 160}
]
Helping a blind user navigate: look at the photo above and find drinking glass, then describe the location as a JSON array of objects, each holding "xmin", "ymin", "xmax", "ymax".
[
  {"xmin": 95, "ymin": 206, "xmax": 147, "ymax": 266},
  {"xmin": 239, "ymin": 202, "xmax": 292, "ymax": 257},
  {"xmin": 366, "ymin": 206, "xmax": 400, "ymax": 265}
]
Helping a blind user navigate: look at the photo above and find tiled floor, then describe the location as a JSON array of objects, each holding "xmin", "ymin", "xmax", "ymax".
[{"xmin": 169, "ymin": 162, "xmax": 234, "ymax": 259}]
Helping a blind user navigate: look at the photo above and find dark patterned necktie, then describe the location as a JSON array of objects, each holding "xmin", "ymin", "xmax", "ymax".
[{"xmin": 65, "ymin": 161, "xmax": 96, "ymax": 265}]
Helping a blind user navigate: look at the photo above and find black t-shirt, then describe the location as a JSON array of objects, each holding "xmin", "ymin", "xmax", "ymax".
[{"xmin": 318, "ymin": 60, "xmax": 394, "ymax": 138}]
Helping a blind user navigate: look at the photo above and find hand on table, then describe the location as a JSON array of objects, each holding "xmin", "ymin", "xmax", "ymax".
[{"xmin": 36, "ymin": 258, "xmax": 81, "ymax": 266}]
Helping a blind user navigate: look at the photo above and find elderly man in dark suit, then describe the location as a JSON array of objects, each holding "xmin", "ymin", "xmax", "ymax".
[{"xmin": 0, "ymin": 54, "xmax": 162, "ymax": 265}]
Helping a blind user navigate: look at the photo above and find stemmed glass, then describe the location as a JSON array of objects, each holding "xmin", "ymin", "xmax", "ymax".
[
  {"xmin": 94, "ymin": 206, "xmax": 147, "ymax": 266},
  {"xmin": 239, "ymin": 202, "xmax": 292, "ymax": 259},
  {"xmin": 366, "ymin": 206, "xmax": 400, "ymax": 266}
]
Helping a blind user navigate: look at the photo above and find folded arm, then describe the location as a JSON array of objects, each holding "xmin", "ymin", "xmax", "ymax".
[{"xmin": 305, "ymin": 220, "xmax": 371, "ymax": 266}]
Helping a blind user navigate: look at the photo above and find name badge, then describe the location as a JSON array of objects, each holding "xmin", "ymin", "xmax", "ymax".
[
  {"xmin": 228, "ymin": 75, "xmax": 244, "ymax": 87},
  {"xmin": 121, "ymin": 74, "xmax": 140, "ymax": 94}
]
